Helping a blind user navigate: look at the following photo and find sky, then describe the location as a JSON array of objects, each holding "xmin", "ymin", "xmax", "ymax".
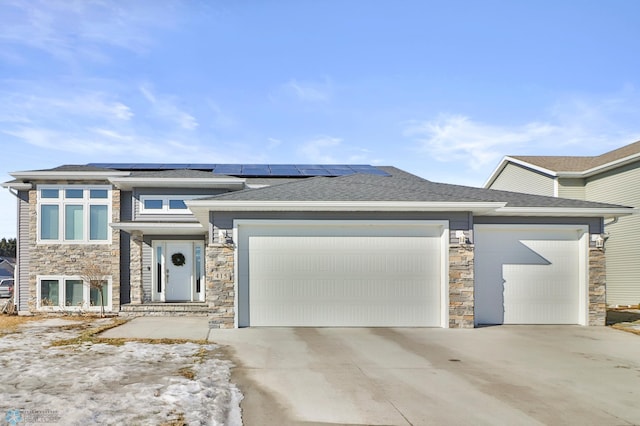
[{"xmin": 1, "ymin": 0, "xmax": 640, "ymax": 238}]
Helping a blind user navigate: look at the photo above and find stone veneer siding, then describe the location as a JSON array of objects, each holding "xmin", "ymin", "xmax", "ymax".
[
  {"xmin": 449, "ymin": 243, "xmax": 475, "ymax": 328},
  {"xmin": 129, "ymin": 231, "xmax": 143, "ymax": 304},
  {"xmin": 28, "ymin": 185, "xmax": 121, "ymax": 312},
  {"xmin": 588, "ymin": 248, "xmax": 606, "ymax": 326},
  {"xmin": 207, "ymin": 243, "xmax": 235, "ymax": 328}
]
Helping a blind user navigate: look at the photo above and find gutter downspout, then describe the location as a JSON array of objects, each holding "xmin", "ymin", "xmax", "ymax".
[{"xmin": 7, "ymin": 188, "xmax": 19, "ymax": 312}]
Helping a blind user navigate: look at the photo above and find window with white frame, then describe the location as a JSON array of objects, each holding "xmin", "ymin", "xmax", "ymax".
[
  {"xmin": 37, "ymin": 276, "xmax": 112, "ymax": 311},
  {"xmin": 139, "ymin": 195, "xmax": 199, "ymax": 214},
  {"xmin": 38, "ymin": 186, "xmax": 111, "ymax": 243}
]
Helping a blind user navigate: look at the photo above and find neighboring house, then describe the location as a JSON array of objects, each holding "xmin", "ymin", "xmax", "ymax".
[
  {"xmin": 2, "ymin": 163, "xmax": 633, "ymax": 328},
  {"xmin": 0, "ymin": 256, "xmax": 15, "ymax": 278},
  {"xmin": 485, "ymin": 140, "xmax": 640, "ymax": 307}
]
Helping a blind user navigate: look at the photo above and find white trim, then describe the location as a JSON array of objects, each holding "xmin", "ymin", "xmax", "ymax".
[
  {"xmin": 36, "ymin": 275, "xmax": 113, "ymax": 312},
  {"xmin": 109, "ymin": 177, "xmax": 245, "ymax": 190},
  {"xmin": 110, "ymin": 222, "xmax": 205, "ymax": 235},
  {"xmin": 189, "ymin": 200, "xmax": 505, "ymax": 211},
  {"xmin": 485, "ymin": 151, "xmax": 640, "ymax": 184},
  {"xmin": 484, "ymin": 156, "xmax": 558, "ymax": 188},
  {"xmin": 473, "ymin": 224, "xmax": 589, "ymax": 326},
  {"xmin": 10, "ymin": 171, "xmax": 129, "ymax": 179},
  {"xmin": 233, "ymin": 219, "xmax": 450, "ymax": 328},
  {"xmin": 139, "ymin": 195, "xmax": 202, "ymax": 214},
  {"xmin": 37, "ymin": 184, "xmax": 112, "ymax": 244},
  {"xmin": 1, "ymin": 182, "xmax": 32, "ymax": 190},
  {"xmin": 151, "ymin": 240, "xmax": 205, "ymax": 303},
  {"xmin": 489, "ymin": 207, "xmax": 635, "ymax": 219},
  {"xmin": 553, "ymin": 178, "xmax": 559, "ymax": 197}
]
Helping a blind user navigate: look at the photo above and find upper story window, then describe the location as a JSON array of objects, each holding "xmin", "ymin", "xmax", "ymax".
[
  {"xmin": 139, "ymin": 195, "xmax": 198, "ymax": 214},
  {"xmin": 38, "ymin": 185, "xmax": 111, "ymax": 244}
]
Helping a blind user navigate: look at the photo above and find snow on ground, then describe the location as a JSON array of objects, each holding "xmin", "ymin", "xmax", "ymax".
[{"xmin": 0, "ymin": 318, "xmax": 243, "ymax": 425}]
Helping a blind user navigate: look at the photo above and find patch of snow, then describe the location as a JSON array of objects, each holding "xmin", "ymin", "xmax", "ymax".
[{"xmin": 0, "ymin": 319, "xmax": 243, "ymax": 425}]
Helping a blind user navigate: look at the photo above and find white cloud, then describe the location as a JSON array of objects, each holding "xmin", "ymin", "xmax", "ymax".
[
  {"xmin": 298, "ymin": 136, "xmax": 342, "ymax": 163},
  {"xmin": 405, "ymin": 92, "xmax": 640, "ymax": 173},
  {"xmin": 267, "ymin": 137, "xmax": 282, "ymax": 149},
  {"xmin": 404, "ymin": 115, "xmax": 557, "ymax": 171},
  {"xmin": 140, "ymin": 85, "xmax": 198, "ymax": 130},
  {"xmin": 282, "ymin": 78, "xmax": 332, "ymax": 102},
  {"xmin": 0, "ymin": 0, "xmax": 182, "ymax": 62},
  {"xmin": 0, "ymin": 91, "xmax": 133, "ymax": 122}
]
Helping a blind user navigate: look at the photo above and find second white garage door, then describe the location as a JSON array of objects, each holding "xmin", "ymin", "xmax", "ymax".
[
  {"xmin": 236, "ymin": 221, "xmax": 448, "ymax": 327},
  {"xmin": 474, "ymin": 225, "xmax": 588, "ymax": 325}
]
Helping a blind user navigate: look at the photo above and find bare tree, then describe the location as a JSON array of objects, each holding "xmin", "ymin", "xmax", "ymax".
[{"xmin": 81, "ymin": 264, "xmax": 109, "ymax": 317}]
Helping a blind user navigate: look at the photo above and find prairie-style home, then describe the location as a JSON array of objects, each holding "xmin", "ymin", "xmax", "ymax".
[{"xmin": 3, "ymin": 163, "xmax": 633, "ymax": 327}]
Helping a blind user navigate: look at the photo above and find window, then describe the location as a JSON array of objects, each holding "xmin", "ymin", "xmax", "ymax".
[
  {"xmin": 38, "ymin": 186, "xmax": 111, "ymax": 243},
  {"xmin": 37, "ymin": 276, "xmax": 112, "ymax": 311},
  {"xmin": 140, "ymin": 195, "xmax": 199, "ymax": 214}
]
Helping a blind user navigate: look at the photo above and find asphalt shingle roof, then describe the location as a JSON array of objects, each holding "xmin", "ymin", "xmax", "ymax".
[
  {"xmin": 511, "ymin": 140, "xmax": 640, "ymax": 172},
  {"xmin": 199, "ymin": 166, "xmax": 627, "ymax": 209}
]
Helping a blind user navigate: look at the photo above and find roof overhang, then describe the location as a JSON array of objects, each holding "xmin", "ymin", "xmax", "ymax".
[
  {"xmin": 186, "ymin": 200, "xmax": 507, "ymax": 226},
  {"xmin": 108, "ymin": 177, "xmax": 246, "ymax": 190},
  {"xmin": 483, "ymin": 207, "xmax": 636, "ymax": 219},
  {"xmin": 485, "ymin": 152, "xmax": 640, "ymax": 186},
  {"xmin": 10, "ymin": 171, "xmax": 130, "ymax": 180},
  {"xmin": 186, "ymin": 200, "xmax": 635, "ymax": 227},
  {"xmin": 110, "ymin": 222, "xmax": 206, "ymax": 235},
  {"xmin": 2, "ymin": 182, "xmax": 33, "ymax": 190}
]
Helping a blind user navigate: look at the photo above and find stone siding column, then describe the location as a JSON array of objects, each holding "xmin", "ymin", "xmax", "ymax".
[
  {"xmin": 449, "ymin": 243, "xmax": 475, "ymax": 328},
  {"xmin": 129, "ymin": 231, "xmax": 143, "ymax": 304},
  {"xmin": 589, "ymin": 248, "xmax": 606, "ymax": 326},
  {"xmin": 207, "ymin": 243, "xmax": 235, "ymax": 329}
]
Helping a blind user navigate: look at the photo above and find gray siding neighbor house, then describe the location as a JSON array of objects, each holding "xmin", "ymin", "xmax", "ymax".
[
  {"xmin": 3, "ymin": 163, "xmax": 633, "ymax": 327},
  {"xmin": 485, "ymin": 140, "xmax": 640, "ymax": 307}
]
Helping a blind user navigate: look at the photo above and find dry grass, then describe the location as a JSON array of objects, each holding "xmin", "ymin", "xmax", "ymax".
[
  {"xmin": 177, "ymin": 366, "xmax": 196, "ymax": 380},
  {"xmin": 49, "ymin": 317, "xmax": 209, "ymax": 347},
  {"xmin": 0, "ymin": 315, "xmax": 40, "ymax": 336}
]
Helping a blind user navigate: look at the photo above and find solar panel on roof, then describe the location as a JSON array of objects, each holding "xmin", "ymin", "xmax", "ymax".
[
  {"xmin": 212, "ymin": 165, "xmax": 242, "ymax": 174},
  {"xmin": 269, "ymin": 167, "xmax": 302, "ymax": 176},
  {"xmin": 86, "ymin": 163, "xmax": 390, "ymax": 177}
]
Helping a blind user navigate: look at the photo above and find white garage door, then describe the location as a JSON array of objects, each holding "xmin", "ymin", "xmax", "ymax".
[
  {"xmin": 237, "ymin": 221, "xmax": 448, "ymax": 327},
  {"xmin": 474, "ymin": 225, "xmax": 588, "ymax": 325}
]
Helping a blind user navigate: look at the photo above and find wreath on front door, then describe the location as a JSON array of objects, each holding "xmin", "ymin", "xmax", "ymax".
[{"xmin": 171, "ymin": 252, "xmax": 186, "ymax": 267}]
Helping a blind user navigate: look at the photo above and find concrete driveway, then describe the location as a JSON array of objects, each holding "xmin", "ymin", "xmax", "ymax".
[{"xmin": 209, "ymin": 326, "xmax": 640, "ymax": 425}]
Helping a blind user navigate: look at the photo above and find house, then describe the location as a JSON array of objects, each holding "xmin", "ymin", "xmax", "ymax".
[
  {"xmin": 0, "ymin": 256, "xmax": 15, "ymax": 279},
  {"xmin": 484, "ymin": 141, "xmax": 640, "ymax": 307},
  {"xmin": 2, "ymin": 163, "xmax": 633, "ymax": 327}
]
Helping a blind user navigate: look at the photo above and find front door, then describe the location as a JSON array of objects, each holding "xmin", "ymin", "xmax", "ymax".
[{"xmin": 165, "ymin": 242, "xmax": 193, "ymax": 301}]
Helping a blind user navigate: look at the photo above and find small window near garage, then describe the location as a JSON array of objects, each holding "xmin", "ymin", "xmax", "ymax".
[
  {"xmin": 140, "ymin": 195, "xmax": 199, "ymax": 214},
  {"xmin": 169, "ymin": 199, "xmax": 188, "ymax": 210},
  {"xmin": 143, "ymin": 199, "xmax": 163, "ymax": 210}
]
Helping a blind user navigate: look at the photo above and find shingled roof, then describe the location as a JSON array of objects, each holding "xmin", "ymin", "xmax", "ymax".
[
  {"xmin": 197, "ymin": 166, "xmax": 626, "ymax": 209},
  {"xmin": 510, "ymin": 140, "xmax": 640, "ymax": 172}
]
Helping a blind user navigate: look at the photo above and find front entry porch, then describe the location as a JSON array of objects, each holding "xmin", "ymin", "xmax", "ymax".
[
  {"xmin": 126, "ymin": 230, "xmax": 207, "ymax": 309},
  {"xmin": 152, "ymin": 240, "xmax": 205, "ymax": 303}
]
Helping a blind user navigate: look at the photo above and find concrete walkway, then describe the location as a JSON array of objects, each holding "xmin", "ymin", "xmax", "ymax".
[{"xmin": 100, "ymin": 316, "xmax": 210, "ymax": 340}]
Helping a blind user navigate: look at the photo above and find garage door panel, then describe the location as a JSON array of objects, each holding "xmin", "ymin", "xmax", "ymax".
[
  {"xmin": 475, "ymin": 226, "xmax": 585, "ymax": 325},
  {"xmin": 244, "ymin": 225, "xmax": 445, "ymax": 327}
]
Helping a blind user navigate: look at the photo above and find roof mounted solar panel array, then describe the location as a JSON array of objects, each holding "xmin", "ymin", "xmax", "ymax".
[{"xmin": 87, "ymin": 163, "xmax": 390, "ymax": 177}]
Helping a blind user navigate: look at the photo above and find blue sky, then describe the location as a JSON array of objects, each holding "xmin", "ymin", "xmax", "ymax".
[{"xmin": 1, "ymin": 0, "xmax": 640, "ymax": 237}]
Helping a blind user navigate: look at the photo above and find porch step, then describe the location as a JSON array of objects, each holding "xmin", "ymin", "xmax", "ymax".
[{"xmin": 120, "ymin": 303, "xmax": 209, "ymax": 317}]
